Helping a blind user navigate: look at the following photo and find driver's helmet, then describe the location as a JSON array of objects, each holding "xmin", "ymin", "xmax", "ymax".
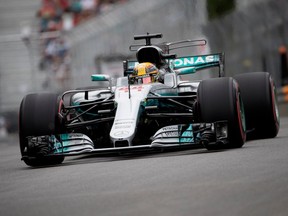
[{"xmin": 130, "ymin": 62, "xmax": 159, "ymax": 84}]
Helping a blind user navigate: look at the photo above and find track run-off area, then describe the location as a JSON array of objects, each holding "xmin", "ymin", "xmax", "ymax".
[{"xmin": 1, "ymin": 117, "xmax": 288, "ymax": 216}]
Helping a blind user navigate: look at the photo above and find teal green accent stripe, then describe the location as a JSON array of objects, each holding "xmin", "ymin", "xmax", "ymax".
[
  {"xmin": 180, "ymin": 124, "xmax": 194, "ymax": 143},
  {"xmin": 91, "ymin": 75, "xmax": 109, "ymax": 81}
]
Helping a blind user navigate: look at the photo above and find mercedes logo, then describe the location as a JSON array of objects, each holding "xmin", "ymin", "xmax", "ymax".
[{"xmin": 114, "ymin": 131, "xmax": 129, "ymax": 137}]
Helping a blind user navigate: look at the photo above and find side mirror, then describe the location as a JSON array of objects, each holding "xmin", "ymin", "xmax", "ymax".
[
  {"xmin": 91, "ymin": 74, "xmax": 110, "ymax": 81},
  {"xmin": 91, "ymin": 74, "xmax": 112, "ymax": 89}
]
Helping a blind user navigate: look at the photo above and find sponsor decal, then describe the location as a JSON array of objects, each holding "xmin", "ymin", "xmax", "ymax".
[
  {"xmin": 154, "ymin": 126, "xmax": 179, "ymax": 138},
  {"xmin": 118, "ymin": 86, "xmax": 144, "ymax": 92},
  {"xmin": 173, "ymin": 55, "xmax": 219, "ymax": 68},
  {"xmin": 114, "ymin": 120, "xmax": 134, "ymax": 129},
  {"xmin": 115, "ymin": 125, "xmax": 131, "ymax": 129},
  {"xmin": 161, "ymin": 126, "xmax": 179, "ymax": 131},
  {"xmin": 115, "ymin": 121, "xmax": 133, "ymax": 125},
  {"xmin": 163, "ymin": 131, "xmax": 179, "ymax": 137}
]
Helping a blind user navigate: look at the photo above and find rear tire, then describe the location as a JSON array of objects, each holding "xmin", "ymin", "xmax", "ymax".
[
  {"xmin": 234, "ymin": 72, "xmax": 279, "ymax": 139},
  {"xmin": 197, "ymin": 77, "xmax": 246, "ymax": 149},
  {"xmin": 19, "ymin": 93, "xmax": 64, "ymax": 167}
]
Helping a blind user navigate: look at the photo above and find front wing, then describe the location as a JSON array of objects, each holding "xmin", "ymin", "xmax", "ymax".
[{"xmin": 24, "ymin": 121, "xmax": 228, "ymax": 158}]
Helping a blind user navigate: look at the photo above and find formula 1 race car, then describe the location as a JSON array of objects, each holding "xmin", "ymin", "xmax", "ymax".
[{"xmin": 19, "ymin": 33, "xmax": 280, "ymax": 167}]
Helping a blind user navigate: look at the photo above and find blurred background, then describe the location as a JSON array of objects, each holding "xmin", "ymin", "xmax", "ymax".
[{"xmin": 0, "ymin": 0, "xmax": 288, "ymax": 136}]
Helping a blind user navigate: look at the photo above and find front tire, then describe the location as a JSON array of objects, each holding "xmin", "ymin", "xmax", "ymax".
[
  {"xmin": 19, "ymin": 93, "xmax": 64, "ymax": 167},
  {"xmin": 197, "ymin": 77, "xmax": 246, "ymax": 149}
]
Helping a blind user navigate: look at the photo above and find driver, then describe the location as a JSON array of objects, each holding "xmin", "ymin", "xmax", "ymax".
[{"xmin": 130, "ymin": 62, "xmax": 164, "ymax": 84}]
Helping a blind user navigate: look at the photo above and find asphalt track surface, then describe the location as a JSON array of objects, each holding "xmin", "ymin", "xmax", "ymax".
[{"xmin": 1, "ymin": 118, "xmax": 288, "ymax": 216}]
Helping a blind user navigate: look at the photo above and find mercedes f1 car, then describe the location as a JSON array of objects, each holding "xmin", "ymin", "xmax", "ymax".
[{"xmin": 19, "ymin": 33, "xmax": 280, "ymax": 166}]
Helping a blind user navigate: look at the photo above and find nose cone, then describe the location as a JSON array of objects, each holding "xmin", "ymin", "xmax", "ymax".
[{"xmin": 110, "ymin": 119, "xmax": 136, "ymax": 147}]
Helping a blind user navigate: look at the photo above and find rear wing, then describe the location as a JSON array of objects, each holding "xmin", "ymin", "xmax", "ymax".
[
  {"xmin": 123, "ymin": 53, "xmax": 225, "ymax": 77},
  {"xmin": 129, "ymin": 33, "xmax": 207, "ymax": 54},
  {"xmin": 126, "ymin": 33, "xmax": 225, "ymax": 77},
  {"xmin": 171, "ymin": 53, "xmax": 225, "ymax": 77}
]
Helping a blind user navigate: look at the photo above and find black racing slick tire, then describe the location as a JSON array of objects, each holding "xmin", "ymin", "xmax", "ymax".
[
  {"xmin": 234, "ymin": 72, "xmax": 280, "ymax": 139},
  {"xmin": 19, "ymin": 93, "xmax": 64, "ymax": 167},
  {"xmin": 197, "ymin": 77, "xmax": 246, "ymax": 149}
]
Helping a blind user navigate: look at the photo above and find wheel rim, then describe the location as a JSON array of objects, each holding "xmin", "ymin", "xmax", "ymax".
[
  {"xmin": 270, "ymin": 78, "xmax": 280, "ymax": 130},
  {"xmin": 236, "ymin": 91, "xmax": 246, "ymax": 142}
]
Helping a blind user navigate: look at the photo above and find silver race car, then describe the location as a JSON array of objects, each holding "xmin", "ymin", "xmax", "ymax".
[{"xmin": 19, "ymin": 33, "xmax": 279, "ymax": 166}]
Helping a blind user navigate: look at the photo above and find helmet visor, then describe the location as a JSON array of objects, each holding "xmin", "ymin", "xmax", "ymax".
[
  {"xmin": 134, "ymin": 75, "xmax": 152, "ymax": 84},
  {"xmin": 142, "ymin": 76, "xmax": 152, "ymax": 84}
]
